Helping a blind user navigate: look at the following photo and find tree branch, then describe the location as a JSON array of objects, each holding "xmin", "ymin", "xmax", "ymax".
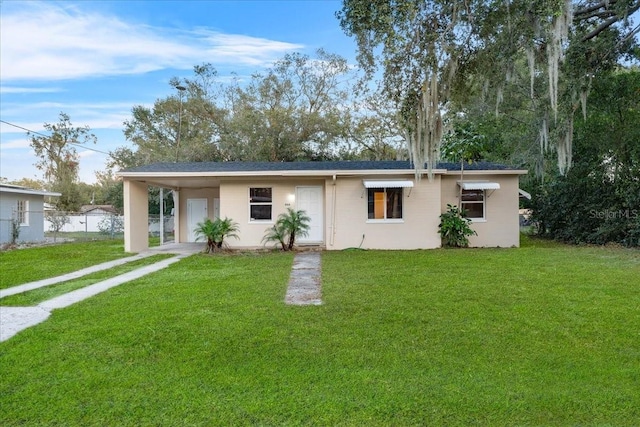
[
  {"xmin": 574, "ymin": 0, "xmax": 618, "ymax": 18},
  {"xmin": 581, "ymin": 1, "xmax": 640, "ymax": 41},
  {"xmin": 575, "ymin": 9, "xmax": 616, "ymax": 21}
]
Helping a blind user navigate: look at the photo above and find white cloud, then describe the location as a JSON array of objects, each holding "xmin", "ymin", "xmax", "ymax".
[
  {"xmin": 0, "ymin": 2, "xmax": 303, "ymax": 82},
  {"xmin": 0, "ymin": 138, "xmax": 31, "ymax": 149},
  {"xmin": 199, "ymin": 32, "xmax": 304, "ymax": 65},
  {"xmin": 0, "ymin": 86, "xmax": 63, "ymax": 94},
  {"xmin": 0, "ymin": 103, "xmax": 139, "ymax": 135},
  {"xmin": 78, "ymin": 150, "xmax": 97, "ymax": 159},
  {"xmin": 0, "ymin": 120, "xmax": 46, "ymax": 134}
]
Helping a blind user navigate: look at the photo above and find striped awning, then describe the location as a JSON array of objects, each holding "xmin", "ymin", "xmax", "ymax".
[{"xmin": 363, "ymin": 180, "xmax": 414, "ymax": 188}]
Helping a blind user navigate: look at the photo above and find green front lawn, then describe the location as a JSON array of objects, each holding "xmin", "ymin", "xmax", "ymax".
[
  {"xmin": 1, "ymin": 238, "xmax": 639, "ymax": 425},
  {"xmin": 0, "ymin": 240, "xmax": 130, "ymax": 289}
]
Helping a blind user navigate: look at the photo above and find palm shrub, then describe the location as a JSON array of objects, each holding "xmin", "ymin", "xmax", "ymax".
[
  {"xmin": 438, "ymin": 204, "xmax": 477, "ymax": 248},
  {"xmin": 194, "ymin": 217, "xmax": 239, "ymax": 253},
  {"xmin": 262, "ymin": 208, "xmax": 311, "ymax": 251},
  {"xmin": 262, "ymin": 222, "xmax": 288, "ymax": 251}
]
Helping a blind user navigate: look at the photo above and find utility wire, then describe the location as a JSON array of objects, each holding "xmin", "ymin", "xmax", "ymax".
[{"xmin": 0, "ymin": 119, "xmax": 114, "ymax": 157}]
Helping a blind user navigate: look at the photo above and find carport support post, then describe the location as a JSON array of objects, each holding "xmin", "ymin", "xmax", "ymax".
[
  {"xmin": 124, "ymin": 180, "xmax": 149, "ymax": 253},
  {"xmin": 173, "ymin": 189, "xmax": 181, "ymax": 243},
  {"xmin": 160, "ymin": 187, "xmax": 164, "ymax": 246}
]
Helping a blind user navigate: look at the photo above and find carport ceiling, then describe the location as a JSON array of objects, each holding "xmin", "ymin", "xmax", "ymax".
[{"xmin": 136, "ymin": 176, "xmax": 222, "ymax": 189}]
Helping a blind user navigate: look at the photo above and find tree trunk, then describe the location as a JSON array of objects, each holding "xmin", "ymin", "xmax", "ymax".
[{"xmin": 287, "ymin": 231, "xmax": 296, "ymax": 251}]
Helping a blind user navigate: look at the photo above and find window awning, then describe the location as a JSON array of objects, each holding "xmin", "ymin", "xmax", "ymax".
[
  {"xmin": 519, "ymin": 188, "xmax": 532, "ymax": 200},
  {"xmin": 458, "ymin": 181, "xmax": 500, "ymax": 190},
  {"xmin": 363, "ymin": 180, "xmax": 414, "ymax": 188}
]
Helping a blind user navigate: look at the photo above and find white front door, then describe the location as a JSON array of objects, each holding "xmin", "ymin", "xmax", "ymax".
[
  {"xmin": 187, "ymin": 198, "xmax": 208, "ymax": 242},
  {"xmin": 296, "ymin": 186, "xmax": 323, "ymax": 243}
]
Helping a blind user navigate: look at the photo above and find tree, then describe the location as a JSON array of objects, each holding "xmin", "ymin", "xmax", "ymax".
[
  {"xmin": 440, "ymin": 121, "xmax": 487, "ymax": 208},
  {"xmin": 531, "ymin": 69, "xmax": 640, "ymax": 246},
  {"xmin": 118, "ymin": 64, "xmax": 226, "ymax": 168},
  {"xmin": 115, "ymin": 52, "xmax": 360, "ymax": 166},
  {"xmin": 94, "ymin": 170, "xmax": 123, "ymax": 212},
  {"xmin": 338, "ymin": 0, "xmax": 640, "ymax": 176},
  {"xmin": 221, "ymin": 50, "xmax": 354, "ymax": 161},
  {"xmin": 338, "ymin": 0, "xmax": 475, "ymax": 175},
  {"xmin": 3, "ymin": 177, "xmax": 47, "ymax": 190},
  {"xmin": 29, "ymin": 112, "xmax": 97, "ymax": 211},
  {"xmin": 46, "ymin": 211, "xmax": 70, "ymax": 241},
  {"xmin": 343, "ymin": 84, "xmax": 407, "ymax": 160}
]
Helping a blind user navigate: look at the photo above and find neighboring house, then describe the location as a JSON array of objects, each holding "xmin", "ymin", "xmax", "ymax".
[
  {"xmin": 117, "ymin": 161, "xmax": 527, "ymax": 253},
  {"xmin": 0, "ymin": 184, "xmax": 61, "ymax": 244},
  {"xmin": 80, "ymin": 204, "xmax": 119, "ymax": 215}
]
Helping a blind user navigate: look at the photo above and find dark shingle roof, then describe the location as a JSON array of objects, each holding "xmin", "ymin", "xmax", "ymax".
[{"xmin": 122, "ymin": 160, "xmax": 521, "ymax": 174}]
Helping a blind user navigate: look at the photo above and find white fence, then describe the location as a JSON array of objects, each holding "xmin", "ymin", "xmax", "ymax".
[{"xmin": 45, "ymin": 212, "xmax": 174, "ymax": 236}]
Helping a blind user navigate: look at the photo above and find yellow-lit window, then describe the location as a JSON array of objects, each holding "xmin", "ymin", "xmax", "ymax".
[{"xmin": 367, "ymin": 188, "xmax": 403, "ymax": 220}]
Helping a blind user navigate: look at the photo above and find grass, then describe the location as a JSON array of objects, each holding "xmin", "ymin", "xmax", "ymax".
[
  {"xmin": 0, "ymin": 254, "xmax": 174, "ymax": 306},
  {"xmin": 0, "ymin": 240, "xmax": 130, "ymax": 289},
  {"xmin": 0, "ymin": 238, "xmax": 166, "ymax": 290},
  {"xmin": 0, "ymin": 237, "xmax": 639, "ymax": 425},
  {"xmin": 45, "ymin": 232, "xmax": 166, "ymax": 246},
  {"xmin": 45, "ymin": 231, "xmax": 125, "ymax": 240}
]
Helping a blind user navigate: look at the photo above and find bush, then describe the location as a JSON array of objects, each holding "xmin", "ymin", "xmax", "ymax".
[
  {"xmin": 531, "ymin": 171, "xmax": 640, "ymax": 247},
  {"xmin": 46, "ymin": 211, "xmax": 70, "ymax": 233},
  {"xmin": 194, "ymin": 217, "xmax": 239, "ymax": 253},
  {"xmin": 438, "ymin": 204, "xmax": 477, "ymax": 248},
  {"xmin": 97, "ymin": 216, "xmax": 124, "ymax": 235}
]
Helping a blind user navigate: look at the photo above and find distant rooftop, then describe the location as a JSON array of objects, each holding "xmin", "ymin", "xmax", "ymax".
[{"xmin": 0, "ymin": 184, "xmax": 61, "ymax": 197}]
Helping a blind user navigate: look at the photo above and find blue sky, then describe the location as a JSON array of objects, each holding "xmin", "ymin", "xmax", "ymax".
[{"xmin": 0, "ymin": 0, "xmax": 357, "ymax": 183}]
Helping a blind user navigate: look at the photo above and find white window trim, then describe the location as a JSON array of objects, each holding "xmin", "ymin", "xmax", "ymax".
[
  {"xmin": 248, "ymin": 187, "xmax": 273, "ymax": 223},
  {"xmin": 17, "ymin": 200, "xmax": 29, "ymax": 226},
  {"xmin": 469, "ymin": 218, "xmax": 487, "ymax": 223},
  {"xmin": 366, "ymin": 219, "xmax": 405, "ymax": 224},
  {"xmin": 461, "ymin": 189, "xmax": 486, "ymax": 221}
]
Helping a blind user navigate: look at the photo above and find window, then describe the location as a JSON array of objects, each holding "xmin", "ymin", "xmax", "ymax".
[
  {"xmin": 367, "ymin": 188, "xmax": 403, "ymax": 220},
  {"xmin": 249, "ymin": 187, "xmax": 272, "ymax": 221},
  {"xmin": 17, "ymin": 200, "xmax": 29, "ymax": 225},
  {"xmin": 461, "ymin": 190, "xmax": 484, "ymax": 219}
]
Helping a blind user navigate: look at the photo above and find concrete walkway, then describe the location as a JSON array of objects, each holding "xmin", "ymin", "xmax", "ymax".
[
  {"xmin": 0, "ymin": 244, "xmax": 202, "ymax": 342},
  {"xmin": 285, "ymin": 252, "xmax": 322, "ymax": 305}
]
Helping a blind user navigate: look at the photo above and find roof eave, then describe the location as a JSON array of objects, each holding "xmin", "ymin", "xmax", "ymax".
[
  {"xmin": 443, "ymin": 169, "xmax": 528, "ymax": 175},
  {"xmin": 0, "ymin": 187, "xmax": 62, "ymax": 197},
  {"xmin": 117, "ymin": 168, "xmax": 452, "ymax": 179}
]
